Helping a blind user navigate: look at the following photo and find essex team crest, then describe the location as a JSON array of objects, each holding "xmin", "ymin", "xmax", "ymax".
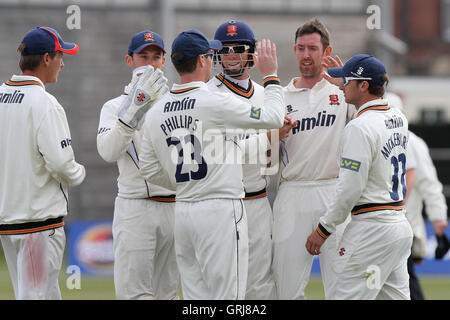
[
  {"xmin": 227, "ymin": 25, "xmax": 238, "ymax": 37},
  {"xmin": 329, "ymin": 94, "xmax": 340, "ymax": 105},
  {"xmin": 144, "ymin": 32, "xmax": 155, "ymax": 42}
]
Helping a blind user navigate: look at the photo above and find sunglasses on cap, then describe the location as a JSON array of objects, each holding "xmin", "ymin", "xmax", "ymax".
[
  {"xmin": 342, "ymin": 76, "xmax": 372, "ymax": 86},
  {"xmin": 218, "ymin": 44, "xmax": 250, "ymax": 55}
]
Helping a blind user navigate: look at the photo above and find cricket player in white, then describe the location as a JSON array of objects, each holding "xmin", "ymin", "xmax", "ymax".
[
  {"xmin": 97, "ymin": 31, "xmax": 179, "ymax": 299},
  {"xmin": 271, "ymin": 19, "xmax": 356, "ymax": 299},
  {"xmin": 207, "ymin": 20, "xmax": 277, "ymax": 300},
  {"xmin": 0, "ymin": 27, "xmax": 85, "ymax": 299},
  {"xmin": 139, "ymin": 30, "xmax": 285, "ymax": 300},
  {"xmin": 405, "ymin": 130, "xmax": 449, "ymax": 299},
  {"xmin": 406, "ymin": 131, "xmax": 448, "ymax": 253},
  {"xmin": 387, "ymin": 92, "xmax": 449, "ymax": 299},
  {"xmin": 306, "ymin": 54, "xmax": 413, "ymax": 300}
]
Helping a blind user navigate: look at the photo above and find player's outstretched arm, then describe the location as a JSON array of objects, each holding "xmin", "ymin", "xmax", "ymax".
[
  {"xmin": 97, "ymin": 66, "xmax": 162, "ymax": 162},
  {"xmin": 212, "ymin": 39, "xmax": 284, "ymax": 130}
]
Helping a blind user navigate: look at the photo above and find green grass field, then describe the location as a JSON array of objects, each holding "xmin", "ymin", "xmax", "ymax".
[{"xmin": 1, "ymin": 261, "xmax": 449, "ymax": 300}]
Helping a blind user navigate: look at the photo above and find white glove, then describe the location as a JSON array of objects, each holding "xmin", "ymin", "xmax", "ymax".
[
  {"xmin": 123, "ymin": 65, "xmax": 150, "ymax": 95},
  {"xmin": 119, "ymin": 65, "xmax": 169, "ymax": 129}
]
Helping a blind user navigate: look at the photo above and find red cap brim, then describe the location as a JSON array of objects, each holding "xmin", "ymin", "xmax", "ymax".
[
  {"xmin": 60, "ymin": 43, "xmax": 79, "ymax": 55},
  {"xmin": 39, "ymin": 27, "xmax": 79, "ymax": 55}
]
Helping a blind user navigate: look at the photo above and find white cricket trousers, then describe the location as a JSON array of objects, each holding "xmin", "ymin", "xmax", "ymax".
[
  {"xmin": 0, "ymin": 227, "xmax": 65, "ymax": 300},
  {"xmin": 112, "ymin": 197, "xmax": 180, "ymax": 300},
  {"xmin": 243, "ymin": 196, "xmax": 277, "ymax": 299},
  {"xmin": 174, "ymin": 199, "xmax": 249, "ymax": 300},
  {"xmin": 329, "ymin": 212, "xmax": 413, "ymax": 300},
  {"xmin": 272, "ymin": 179, "xmax": 348, "ymax": 299}
]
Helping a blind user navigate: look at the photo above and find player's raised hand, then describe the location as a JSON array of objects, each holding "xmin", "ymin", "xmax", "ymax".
[
  {"xmin": 322, "ymin": 55, "xmax": 344, "ymax": 69},
  {"xmin": 136, "ymin": 66, "xmax": 169, "ymax": 103},
  {"xmin": 124, "ymin": 65, "xmax": 152, "ymax": 95},
  {"xmin": 119, "ymin": 65, "xmax": 168, "ymax": 129},
  {"xmin": 321, "ymin": 55, "xmax": 344, "ymax": 88},
  {"xmin": 253, "ymin": 39, "xmax": 278, "ymax": 78}
]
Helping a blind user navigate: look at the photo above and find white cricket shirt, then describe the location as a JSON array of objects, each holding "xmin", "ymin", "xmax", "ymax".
[
  {"xmin": 139, "ymin": 79, "xmax": 284, "ymax": 202},
  {"xmin": 280, "ymin": 78, "xmax": 356, "ymax": 182},
  {"xmin": 319, "ymin": 99, "xmax": 409, "ymax": 235},
  {"xmin": 0, "ymin": 75, "xmax": 85, "ymax": 225},
  {"xmin": 207, "ymin": 74, "xmax": 269, "ymax": 193},
  {"xmin": 406, "ymin": 131, "xmax": 447, "ymax": 223}
]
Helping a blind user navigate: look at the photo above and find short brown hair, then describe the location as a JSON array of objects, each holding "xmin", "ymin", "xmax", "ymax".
[
  {"xmin": 171, "ymin": 52, "xmax": 199, "ymax": 75},
  {"xmin": 17, "ymin": 42, "xmax": 56, "ymax": 72},
  {"xmin": 358, "ymin": 74, "xmax": 389, "ymax": 97},
  {"xmin": 295, "ymin": 19, "xmax": 330, "ymax": 51}
]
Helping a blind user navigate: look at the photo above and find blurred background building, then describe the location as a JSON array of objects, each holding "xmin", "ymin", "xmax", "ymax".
[{"xmin": 0, "ymin": 0, "xmax": 449, "ymax": 222}]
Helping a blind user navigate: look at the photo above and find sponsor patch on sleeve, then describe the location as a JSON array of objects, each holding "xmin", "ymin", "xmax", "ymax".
[
  {"xmin": 340, "ymin": 157, "xmax": 361, "ymax": 172},
  {"xmin": 250, "ymin": 106, "xmax": 261, "ymax": 120}
]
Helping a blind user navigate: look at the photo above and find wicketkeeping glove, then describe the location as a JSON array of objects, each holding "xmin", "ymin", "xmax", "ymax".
[
  {"xmin": 119, "ymin": 65, "xmax": 169, "ymax": 129},
  {"xmin": 123, "ymin": 65, "xmax": 149, "ymax": 95}
]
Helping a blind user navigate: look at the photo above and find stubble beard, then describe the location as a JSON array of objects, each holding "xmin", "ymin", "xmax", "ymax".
[{"xmin": 300, "ymin": 63, "xmax": 322, "ymax": 79}]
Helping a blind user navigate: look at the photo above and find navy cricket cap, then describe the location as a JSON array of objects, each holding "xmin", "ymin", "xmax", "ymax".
[
  {"xmin": 214, "ymin": 20, "xmax": 256, "ymax": 46},
  {"xmin": 328, "ymin": 54, "xmax": 387, "ymax": 86},
  {"xmin": 128, "ymin": 30, "xmax": 165, "ymax": 55},
  {"xmin": 171, "ymin": 29, "xmax": 222, "ymax": 65},
  {"xmin": 21, "ymin": 26, "xmax": 78, "ymax": 56}
]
